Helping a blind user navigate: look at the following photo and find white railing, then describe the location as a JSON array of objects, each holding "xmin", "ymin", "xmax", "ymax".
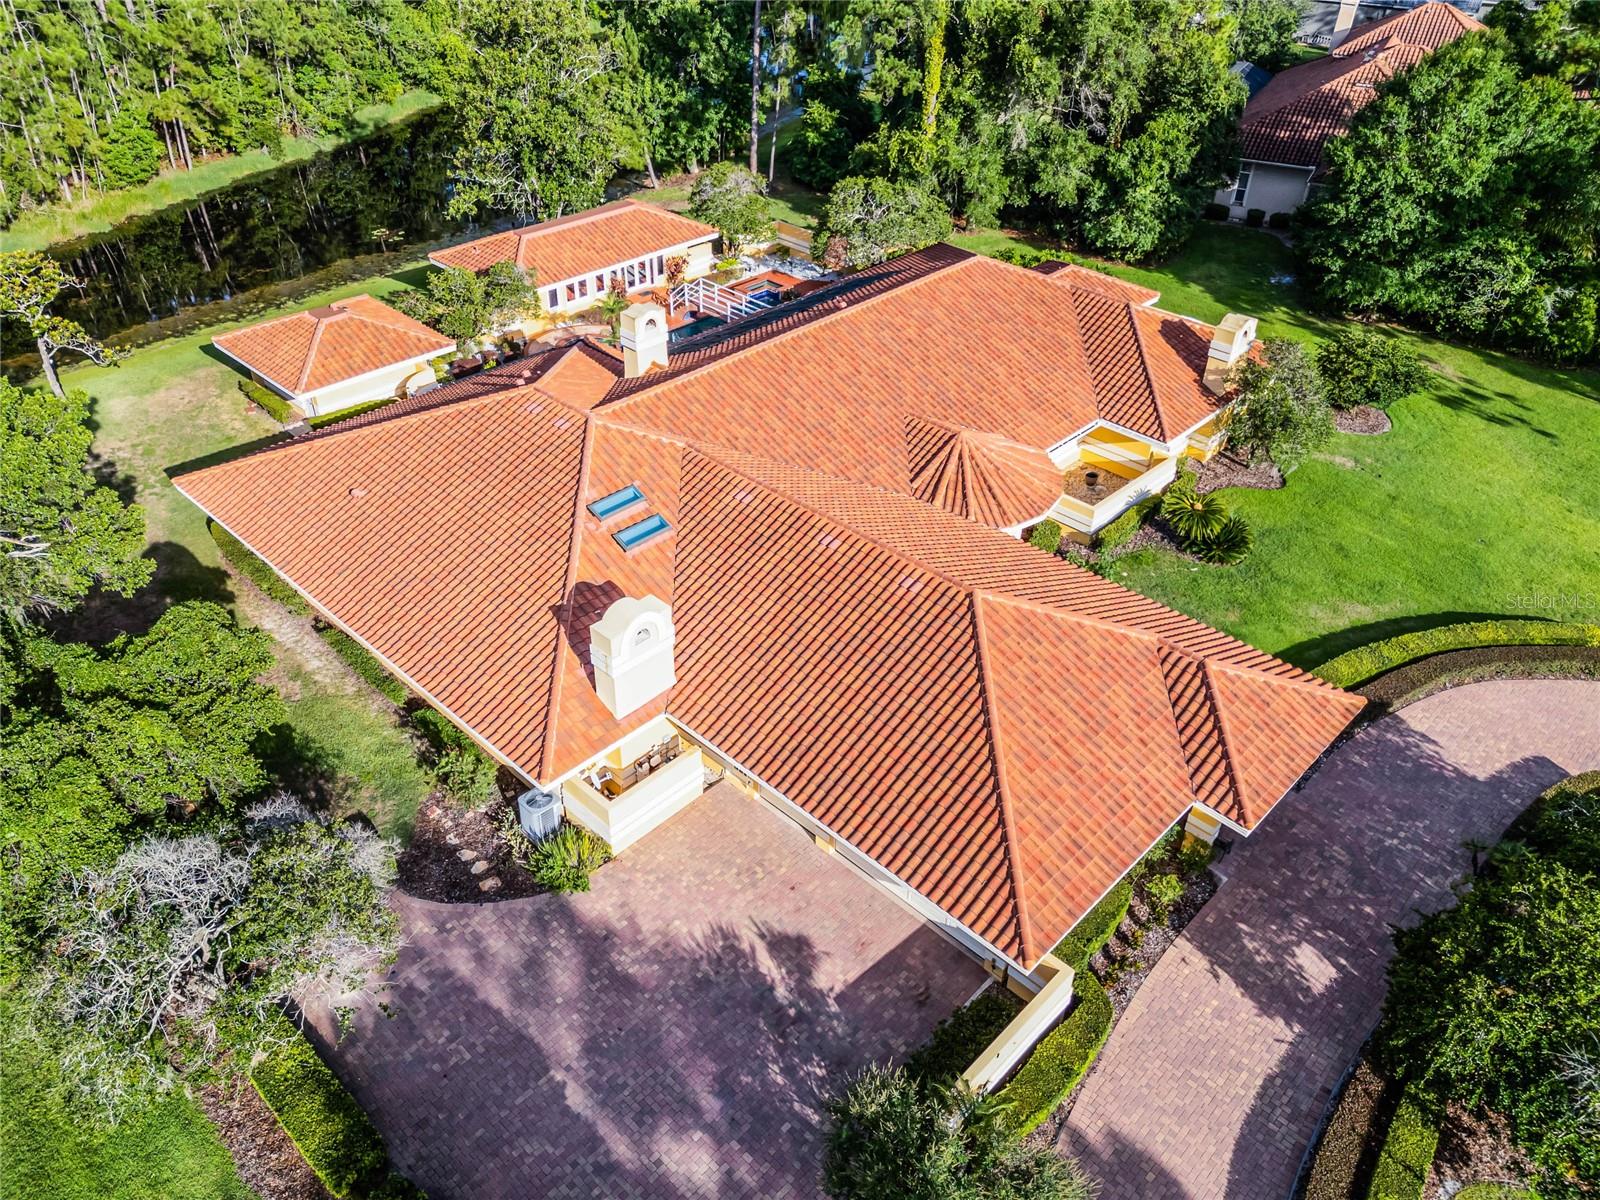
[{"xmin": 668, "ymin": 277, "xmax": 775, "ymax": 321}]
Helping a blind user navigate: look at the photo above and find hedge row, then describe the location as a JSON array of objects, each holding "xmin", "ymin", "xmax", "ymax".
[
  {"xmin": 1094, "ymin": 496, "xmax": 1159, "ymax": 553},
  {"xmin": 316, "ymin": 624, "xmax": 410, "ymax": 704},
  {"xmin": 307, "ymin": 396, "xmax": 399, "ymax": 429},
  {"xmin": 238, "ymin": 377, "xmax": 298, "ymax": 424},
  {"xmin": 210, "ymin": 522, "xmax": 310, "ymax": 614},
  {"xmin": 1314, "ymin": 620, "xmax": 1600, "ymax": 689},
  {"xmin": 903, "ymin": 987, "xmax": 1023, "ymax": 1091},
  {"xmin": 1053, "ymin": 879, "xmax": 1132, "ymax": 970},
  {"xmin": 251, "ymin": 1023, "xmax": 424, "ymax": 1199},
  {"xmin": 1364, "ymin": 1087, "xmax": 1438, "ymax": 1200},
  {"xmin": 1303, "ymin": 1059, "xmax": 1391, "ymax": 1200},
  {"xmin": 992, "ymin": 972, "xmax": 1113, "ymax": 1137}
]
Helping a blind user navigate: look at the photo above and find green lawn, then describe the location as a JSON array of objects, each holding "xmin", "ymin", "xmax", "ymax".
[
  {"xmin": 1, "ymin": 91, "xmax": 438, "ymax": 253},
  {"xmin": 55, "ymin": 266, "xmax": 435, "ymax": 841},
  {"xmin": 0, "ymin": 1003, "xmax": 255, "ymax": 1200},
  {"xmin": 1084, "ymin": 226, "xmax": 1600, "ymax": 666}
]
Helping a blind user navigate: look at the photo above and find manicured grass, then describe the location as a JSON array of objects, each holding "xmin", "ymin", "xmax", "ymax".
[
  {"xmin": 2, "ymin": 91, "xmax": 438, "ymax": 252},
  {"xmin": 55, "ymin": 267, "xmax": 435, "ymax": 841},
  {"xmin": 0, "ymin": 1002, "xmax": 254, "ymax": 1200},
  {"xmin": 973, "ymin": 224, "xmax": 1600, "ymax": 667}
]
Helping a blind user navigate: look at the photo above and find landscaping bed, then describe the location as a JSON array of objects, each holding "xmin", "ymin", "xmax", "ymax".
[
  {"xmin": 1355, "ymin": 644, "xmax": 1600, "ymax": 714},
  {"xmin": 1334, "ymin": 405, "xmax": 1391, "ymax": 435},
  {"xmin": 197, "ymin": 1077, "xmax": 332, "ymax": 1200},
  {"xmin": 395, "ymin": 796, "xmax": 544, "ymax": 903},
  {"xmin": 1194, "ymin": 452, "xmax": 1284, "ymax": 493}
]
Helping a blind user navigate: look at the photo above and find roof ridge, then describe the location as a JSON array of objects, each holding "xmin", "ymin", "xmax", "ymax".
[
  {"xmin": 295, "ymin": 311, "xmax": 335, "ymax": 394},
  {"xmin": 969, "ymin": 592, "xmax": 1038, "ymax": 964},
  {"xmin": 1124, "ymin": 301, "xmax": 1171, "ymax": 440},
  {"xmin": 1198, "ymin": 658, "xmax": 1253, "ymax": 822},
  {"xmin": 536, "ymin": 404, "xmax": 599, "ymax": 782},
  {"xmin": 598, "ymin": 247, "xmax": 978, "ymax": 410}
]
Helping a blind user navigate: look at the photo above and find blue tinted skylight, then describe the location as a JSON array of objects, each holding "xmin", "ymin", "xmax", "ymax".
[
  {"xmin": 612, "ymin": 513, "xmax": 671, "ymax": 551},
  {"xmin": 587, "ymin": 484, "xmax": 644, "ymax": 520}
]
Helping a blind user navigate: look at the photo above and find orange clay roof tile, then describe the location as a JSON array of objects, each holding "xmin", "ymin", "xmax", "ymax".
[
  {"xmin": 429, "ymin": 198, "xmax": 717, "ymax": 283},
  {"xmin": 211, "ymin": 295, "xmax": 455, "ymax": 398}
]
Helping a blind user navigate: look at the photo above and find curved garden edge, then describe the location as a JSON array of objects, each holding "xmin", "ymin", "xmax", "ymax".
[{"xmin": 1311, "ymin": 618, "xmax": 1600, "ymax": 690}]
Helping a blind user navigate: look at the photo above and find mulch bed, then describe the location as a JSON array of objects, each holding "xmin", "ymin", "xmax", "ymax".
[
  {"xmin": 1334, "ymin": 405, "xmax": 1391, "ymax": 435},
  {"xmin": 1298, "ymin": 1052, "xmax": 1393, "ymax": 1200},
  {"xmin": 197, "ymin": 1076, "xmax": 331, "ymax": 1200},
  {"xmin": 1195, "ymin": 452, "xmax": 1284, "ymax": 493},
  {"xmin": 1356, "ymin": 646, "xmax": 1600, "ymax": 717},
  {"xmin": 1093, "ymin": 859, "xmax": 1219, "ymax": 1021},
  {"xmin": 1426, "ymin": 1104, "xmax": 1536, "ymax": 1200},
  {"xmin": 395, "ymin": 795, "xmax": 544, "ymax": 903}
]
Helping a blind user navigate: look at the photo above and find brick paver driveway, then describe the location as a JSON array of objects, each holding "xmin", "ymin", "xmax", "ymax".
[
  {"xmin": 1061, "ymin": 678, "xmax": 1600, "ymax": 1200},
  {"xmin": 306, "ymin": 782, "xmax": 987, "ymax": 1200}
]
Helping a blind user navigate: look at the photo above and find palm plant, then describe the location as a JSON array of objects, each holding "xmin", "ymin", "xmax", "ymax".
[
  {"xmin": 598, "ymin": 283, "xmax": 630, "ymax": 342},
  {"xmin": 1193, "ymin": 515, "xmax": 1253, "ymax": 565},
  {"xmin": 1160, "ymin": 480, "xmax": 1229, "ymax": 543}
]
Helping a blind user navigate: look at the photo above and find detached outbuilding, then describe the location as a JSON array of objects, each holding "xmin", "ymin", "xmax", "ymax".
[{"xmin": 211, "ymin": 294, "xmax": 456, "ymax": 420}]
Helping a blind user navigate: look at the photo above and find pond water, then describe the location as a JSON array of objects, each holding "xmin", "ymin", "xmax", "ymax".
[{"xmin": 2, "ymin": 110, "xmax": 517, "ymax": 369}]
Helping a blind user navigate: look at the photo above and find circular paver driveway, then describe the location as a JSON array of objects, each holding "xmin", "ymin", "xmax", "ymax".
[{"xmin": 1060, "ymin": 678, "xmax": 1600, "ymax": 1200}]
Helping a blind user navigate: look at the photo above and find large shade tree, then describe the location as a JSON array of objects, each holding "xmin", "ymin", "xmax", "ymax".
[{"xmin": 0, "ymin": 253, "xmax": 125, "ymax": 398}]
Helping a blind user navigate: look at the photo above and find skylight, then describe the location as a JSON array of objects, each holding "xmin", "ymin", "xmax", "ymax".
[
  {"xmin": 587, "ymin": 484, "xmax": 645, "ymax": 520},
  {"xmin": 612, "ymin": 513, "xmax": 671, "ymax": 551}
]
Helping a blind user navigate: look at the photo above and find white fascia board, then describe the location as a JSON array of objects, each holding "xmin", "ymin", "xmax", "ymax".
[{"xmin": 212, "ymin": 337, "xmax": 452, "ymax": 406}]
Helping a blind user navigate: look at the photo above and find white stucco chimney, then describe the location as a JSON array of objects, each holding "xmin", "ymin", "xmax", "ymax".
[
  {"xmin": 589, "ymin": 595, "xmax": 676, "ymax": 719},
  {"xmin": 619, "ymin": 302, "xmax": 669, "ymax": 379},
  {"xmin": 1204, "ymin": 312, "xmax": 1258, "ymax": 394}
]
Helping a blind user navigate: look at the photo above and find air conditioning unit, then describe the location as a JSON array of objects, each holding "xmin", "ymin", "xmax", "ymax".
[{"xmin": 516, "ymin": 786, "xmax": 562, "ymax": 842}]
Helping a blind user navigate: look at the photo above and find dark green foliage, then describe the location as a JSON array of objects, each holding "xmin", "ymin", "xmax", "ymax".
[
  {"xmin": 904, "ymin": 989, "xmax": 1024, "ymax": 1090},
  {"xmin": 237, "ymin": 378, "xmax": 297, "ymax": 424},
  {"xmin": 306, "ymin": 398, "xmax": 399, "ymax": 430},
  {"xmin": 1094, "ymin": 497, "xmax": 1157, "ymax": 552},
  {"xmin": 1298, "ymin": 33, "xmax": 1600, "ymax": 361},
  {"xmin": 1226, "ymin": 338, "xmax": 1335, "ymax": 469},
  {"xmin": 790, "ymin": 103, "xmax": 861, "ymax": 192},
  {"xmin": 688, "ymin": 162, "xmax": 773, "ymax": 248},
  {"xmin": 1052, "ymin": 879, "xmax": 1132, "ymax": 970},
  {"xmin": 100, "ymin": 111, "xmax": 162, "ymax": 189},
  {"xmin": 992, "ymin": 974, "xmax": 1114, "ymax": 1136},
  {"xmin": 1231, "ymin": 0, "xmax": 1307, "ymax": 71},
  {"xmin": 1267, "ymin": 211, "xmax": 1291, "ymax": 230},
  {"xmin": 1364, "ymin": 1087, "xmax": 1438, "ymax": 1200},
  {"xmin": 1316, "ymin": 330, "xmax": 1430, "ymax": 411},
  {"xmin": 1376, "ymin": 780, "xmax": 1600, "ymax": 1193},
  {"xmin": 823, "ymin": 1063, "xmax": 1095, "ymax": 1199},
  {"xmin": 1160, "ymin": 480, "xmax": 1228, "ymax": 542},
  {"xmin": 1144, "ymin": 873, "xmax": 1185, "ymax": 922},
  {"xmin": 1245, "ymin": 208, "xmax": 1265, "ymax": 228},
  {"xmin": 1203, "ymin": 202, "xmax": 1230, "ymax": 221},
  {"xmin": 1028, "ymin": 518, "xmax": 1064, "ymax": 555},
  {"xmin": 1191, "ymin": 513, "xmax": 1253, "ymax": 565},
  {"xmin": 1303, "ymin": 1059, "xmax": 1391, "ymax": 1200},
  {"xmin": 211, "ymin": 522, "xmax": 309, "ymax": 614},
  {"xmin": 434, "ymin": 747, "xmax": 499, "ymax": 806},
  {"xmin": 251, "ymin": 1024, "xmax": 389, "ymax": 1198},
  {"xmin": 526, "ymin": 823, "xmax": 612, "ymax": 893},
  {"xmin": 1313, "ymin": 620, "xmax": 1600, "ymax": 688},
  {"xmin": 1, "ymin": 380, "xmax": 152, "ymax": 622},
  {"xmin": 409, "ymin": 706, "xmax": 474, "ymax": 757},
  {"xmin": 814, "ymin": 176, "xmax": 953, "ymax": 270},
  {"xmin": 315, "ymin": 626, "xmax": 407, "ymax": 704}
]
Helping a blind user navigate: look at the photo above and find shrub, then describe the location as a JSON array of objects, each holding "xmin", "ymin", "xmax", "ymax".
[
  {"xmin": 689, "ymin": 162, "xmax": 773, "ymax": 249},
  {"xmin": 824, "ymin": 1063, "xmax": 1095, "ymax": 1199},
  {"xmin": 238, "ymin": 377, "xmax": 296, "ymax": 424},
  {"xmin": 1313, "ymin": 620, "xmax": 1600, "ymax": 689},
  {"xmin": 1365, "ymin": 1087, "xmax": 1438, "ymax": 1200},
  {"xmin": 1315, "ymin": 329, "xmax": 1431, "ymax": 411},
  {"xmin": 1028, "ymin": 518, "xmax": 1063, "ymax": 555},
  {"xmin": 526, "ymin": 823, "xmax": 611, "ymax": 893},
  {"xmin": 1191, "ymin": 514, "xmax": 1253, "ymax": 565},
  {"xmin": 813, "ymin": 176, "xmax": 953, "ymax": 271},
  {"xmin": 1303, "ymin": 1059, "xmax": 1391, "ymax": 1200},
  {"xmin": 1267, "ymin": 211, "xmax": 1292, "ymax": 230},
  {"xmin": 1245, "ymin": 208, "xmax": 1266, "ymax": 227},
  {"xmin": 1203, "ymin": 201, "xmax": 1230, "ymax": 221},
  {"xmin": 307, "ymin": 397, "xmax": 399, "ymax": 429},
  {"xmin": 1226, "ymin": 338, "xmax": 1335, "ymax": 470},
  {"xmin": 410, "ymin": 706, "xmax": 474, "ymax": 756},
  {"xmin": 435, "ymin": 745, "xmax": 498, "ymax": 806},
  {"xmin": 1160, "ymin": 481, "xmax": 1228, "ymax": 542},
  {"xmin": 251, "ymin": 1023, "xmax": 389, "ymax": 1198},
  {"xmin": 101, "ymin": 110, "xmax": 162, "ymax": 188},
  {"xmin": 316, "ymin": 624, "xmax": 408, "ymax": 704},
  {"xmin": 1145, "ymin": 874, "xmax": 1185, "ymax": 922},
  {"xmin": 1505, "ymin": 771, "xmax": 1600, "ymax": 873},
  {"xmin": 992, "ymin": 973, "xmax": 1114, "ymax": 1137},
  {"xmin": 1177, "ymin": 839, "xmax": 1215, "ymax": 877},
  {"xmin": 904, "ymin": 988, "xmax": 1024, "ymax": 1091},
  {"xmin": 1094, "ymin": 497, "xmax": 1157, "ymax": 553},
  {"xmin": 210, "ymin": 521, "xmax": 310, "ymax": 613},
  {"xmin": 1052, "ymin": 879, "xmax": 1131, "ymax": 970}
]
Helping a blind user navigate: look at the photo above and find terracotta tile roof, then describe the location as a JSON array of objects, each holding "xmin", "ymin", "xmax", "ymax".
[
  {"xmin": 1238, "ymin": 2, "xmax": 1483, "ymax": 168},
  {"xmin": 212, "ymin": 296, "xmax": 455, "ymax": 399},
  {"xmin": 174, "ymin": 240, "xmax": 1359, "ymax": 970},
  {"xmin": 1032, "ymin": 261, "xmax": 1162, "ymax": 306},
  {"xmin": 429, "ymin": 199, "xmax": 718, "ymax": 284},
  {"xmin": 905, "ymin": 417, "xmax": 1065, "ymax": 530}
]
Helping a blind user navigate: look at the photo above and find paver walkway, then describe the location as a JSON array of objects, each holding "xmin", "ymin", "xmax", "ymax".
[
  {"xmin": 306, "ymin": 782, "xmax": 987, "ymax": 1200},
  {"xmin": 1061, "ymin": 678, "xmax": 1600, "ymax": 1200}
]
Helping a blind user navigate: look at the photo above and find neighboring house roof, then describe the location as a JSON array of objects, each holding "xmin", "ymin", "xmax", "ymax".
[
  {"xmin": 212, "ymin": 296, "xmax": 455, "ymax": 398},
  {"xmin": 174, "ymin": 243, "xmax": 1362, "ymax": 969},
  {"xmin": 1237, "ymin": 1, "xmax": 1484, "ymax": 168},
  {"xmin": 429, "ymin": 198, "xmax": 719, "ymax": 282}
]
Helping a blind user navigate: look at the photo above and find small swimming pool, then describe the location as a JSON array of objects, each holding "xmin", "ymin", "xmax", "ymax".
[{"xmin": 670, "ymin": 315, "xmax": 727, "ymax": 343}]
